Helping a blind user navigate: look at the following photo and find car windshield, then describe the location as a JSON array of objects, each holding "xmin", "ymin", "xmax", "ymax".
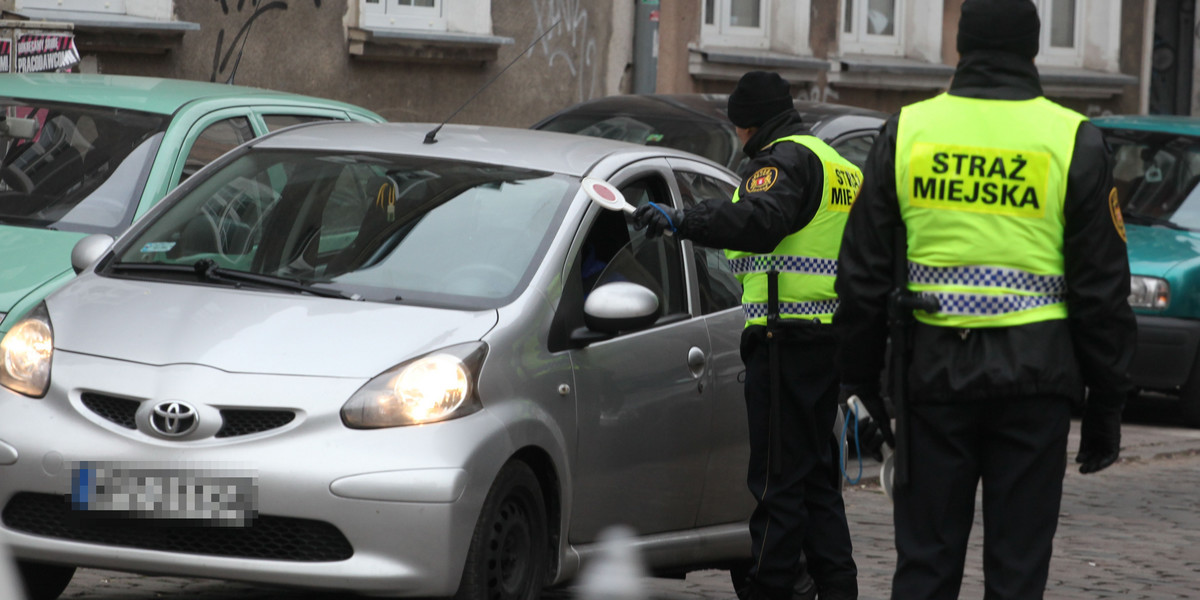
[
  {"xmin": 0, "ymin": 99, "xmax": 167, "ymax": 234},
  {"xmin": 1106, "ymin": 128, "xmax": 1200, "ymax": 231},
  {"xmin": 109, "ymin": 149, "xmax": 573, "ymax": 308},
  {"xmin": 538, "ymin": 110, "xmax": 738, "ymax": 169}
]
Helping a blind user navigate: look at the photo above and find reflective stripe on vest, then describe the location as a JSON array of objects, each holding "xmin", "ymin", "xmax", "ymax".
[
  {"xmin": 896, "ymin": 94, "xmax": 1083, "ymax": 328},
  {"xmin": 743, "ymin": 299, "xmax": 841, "ymax": 321},
  {"xmin": 727, "ymin": 255, "xmax": 839, "ymax": 277},
  {"xmin": 725, "ymin": 135, "xmax": 861, "ymax": 327},
  {"xmin": 908, "ymin": 262, "xmax": 1066, "ymax": 316}
]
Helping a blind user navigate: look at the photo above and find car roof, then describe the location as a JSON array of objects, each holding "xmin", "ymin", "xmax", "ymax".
[
  {"xmin": 250, "ymin": 121, "xmax": 715, "ymax": 177},
  {"xmin": 533, "ymin": 93, "xmax": 889, "ymax": 130},
  {"xmin": 1091, "ymin": 115, "xmax": 1200, "ymax": 135},
  {"xmin": 0, "ymin": 72, "xmax": 370, "ymax": 116}
]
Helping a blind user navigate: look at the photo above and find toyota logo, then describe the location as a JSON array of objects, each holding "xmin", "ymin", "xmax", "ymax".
[{"xmin": 150, "ymin": 402, "xmax": 199, "ymax": 436}]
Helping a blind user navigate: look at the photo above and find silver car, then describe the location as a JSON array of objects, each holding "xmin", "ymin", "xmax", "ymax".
[{"xmin": 0, "ymin": 122, "xmax": 766, "ymax": 599}]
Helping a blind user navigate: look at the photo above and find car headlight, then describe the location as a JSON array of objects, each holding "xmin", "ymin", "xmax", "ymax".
[
  {"xmin": 1129, "ymin": 276, "xmax": 1170, "ymax": 310},
  {"xmin": 0, "ymin": 303, "xmax": 53, "ymax": 397},
  {"xmin": 341, "ymin": 342, "xmax": 487, "ymax": 428}
]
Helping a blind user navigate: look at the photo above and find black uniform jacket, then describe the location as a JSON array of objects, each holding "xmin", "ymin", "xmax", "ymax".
[
  {"xmin": 681, "ymin": 109, "xmax": 825, "ymax": 254},
  {"xmin": 834, "ymin": 50, "xmax": 1136, "ymax": 403}
]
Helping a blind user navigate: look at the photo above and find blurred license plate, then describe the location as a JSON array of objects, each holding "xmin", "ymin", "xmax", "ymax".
[{"xmin": 71, "ymin": 463, "xmax": 257, "ymax": 527}]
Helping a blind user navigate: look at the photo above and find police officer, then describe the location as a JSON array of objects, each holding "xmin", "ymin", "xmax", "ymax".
[
  {"xmin": 634, "ymin": 71, "xmax": 859, "ymax": 600},
  {"xmin": 834, "ymin": 1, "xmax": 1136, "ymax": 599}
]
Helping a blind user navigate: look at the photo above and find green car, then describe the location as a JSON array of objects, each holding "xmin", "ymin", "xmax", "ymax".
[
  {"xmin": 0, "ymin": 73, "xmax": 384, "ymax": 334},
  {"xmin": 1094, "ymin": 115, "xmax": 1200, "ymax": 426}
]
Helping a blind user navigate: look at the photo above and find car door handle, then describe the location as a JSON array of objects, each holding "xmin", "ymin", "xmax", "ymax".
[{"xmin": 687, "ymin": 346, "xmax": 706, "ymax": 379}]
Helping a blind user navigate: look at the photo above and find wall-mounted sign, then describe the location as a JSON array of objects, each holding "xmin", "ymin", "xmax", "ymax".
[
  {"xmin": 10, "ymin": 32, "xmax": 79, "ymax": 73},
  {"xmin": 0, "ymin": 39, "xmax": 9, "ymax": 73}
]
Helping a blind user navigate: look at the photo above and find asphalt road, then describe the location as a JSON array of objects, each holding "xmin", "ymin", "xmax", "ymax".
[{"xmin": 48, "ymin": 399, "xmax": 1200, "ymax": 599}]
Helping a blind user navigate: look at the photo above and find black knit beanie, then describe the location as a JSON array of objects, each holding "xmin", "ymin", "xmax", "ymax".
[
  {"xmin": 957, "ymin": 0, "xmax": 1041, "ymax": 60},
  {"xmin": 727, "ymin": 71, "xmax": 793, "ymax": 129}
]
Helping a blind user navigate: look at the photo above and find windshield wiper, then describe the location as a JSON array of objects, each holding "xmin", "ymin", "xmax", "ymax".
[
  {"xmin": 1122, "ymin": 210, "xmax": 1189, "ymax": 230},
  {"xmin": 110, "ymin": 260, "xmax": 360, "ymax": 300},
  {"xmin": 193, "ymin": 259, "xmax": 360, "ymax": 300}
]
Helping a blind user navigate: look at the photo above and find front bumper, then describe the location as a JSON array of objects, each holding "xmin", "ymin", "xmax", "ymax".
[
  {"xmin": 1130, "ymin": 314, "xmax": 1200, "ymax": 391},
  {"xmin": 0, "ymin": 351, "xmax": 518, "ymax": 597}
]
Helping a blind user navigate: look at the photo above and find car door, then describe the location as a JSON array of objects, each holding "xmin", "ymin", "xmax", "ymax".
[
  {"xmin": 566, "ymin": 158, "xmax": 714, "ymax": 542},
  {"xmin": 668, "ymin": 158, "xmax": 758, "ymax": 526}
]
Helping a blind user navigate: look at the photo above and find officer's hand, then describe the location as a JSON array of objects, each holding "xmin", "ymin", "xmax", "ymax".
[
  {"xmin": 839, "ymin": 383, "xmax": 894, "ymax": 451},
  {"xmin": 632, "ymin": 203, "xmax": 683, "ymax": 238},
  {"xmin": 848, "ymin": 412, "xmax": 886, "ymax": 462},
  {"xmin": 1076, "ymin": 391, "xmax": 1124, "ymax": 474}
]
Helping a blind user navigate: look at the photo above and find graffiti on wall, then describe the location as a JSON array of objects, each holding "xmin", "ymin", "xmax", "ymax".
[
  {"xmin": 209, "ymin": 0, "xmax": 323, "ymax": 83},
  {"xmin": 529, "ymin": 0, "xmax": 600, "ymax": 102},
  {"xmin": 796, "ymin": 84, "xmax": 840, "ymax": 104}
]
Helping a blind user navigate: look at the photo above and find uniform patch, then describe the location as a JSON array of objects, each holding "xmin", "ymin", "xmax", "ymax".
[
  {"xmin": 1109, "ymin": 186, "xmax": 1126, "ymax": 242},
  {"xmin": 745, "ymin": 167, "xmax": 778, "ymax": 193}
]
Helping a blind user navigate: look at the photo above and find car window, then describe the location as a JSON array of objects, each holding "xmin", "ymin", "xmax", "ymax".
[
  {"xmin": 180, "ymin": 116, "xmax": 255, "ymax": 182},
  {"xmin": 262, "ymin": 114, "xmax": 337, "ymax": 132},
  {"xmin": 584, "ymin": 175, "xmax": 687, "ymax": 318},
  {"xmin": 675, "ymin": 171, "xmax": 742, "ymax": 314},
  {"xmin": 830, "ymin": 133, "xmax": 876, "ymax": 170},
  {"xmin": 113, "ymin": 150, "xmax": 573, "ymax": 308},
  {"xmin": 1106, "ymin": 129, "xmax": 1200, "ymax": 230},
  {"xmin": 0, "ymin": 101, "xmax": 167, "ymax": 234}
]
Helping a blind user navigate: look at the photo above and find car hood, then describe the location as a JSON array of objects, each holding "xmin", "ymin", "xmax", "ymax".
[
  {"xmin": 1125, "ymin": 223, "xmax": 1200, "ymax": 279},
  {"xmin": 47, "ymin": 275, "xmax": 499, "ymax": 378},
  {"xmin": 0, "ymin": 225, "xmax": 86, "ymax": 313}
]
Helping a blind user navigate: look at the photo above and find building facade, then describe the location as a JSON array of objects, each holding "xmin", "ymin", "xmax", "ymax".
[
  {"xmin": 657, "ymin": 0, "xmax": 1152, "ymax": 119},
  {"xmin": 0, "ymin": 0, "xmax": 1185, "ymax": 124},
  {"xmin": 3, "ymin": 0, "xmax": 636, "ymax": 127}
]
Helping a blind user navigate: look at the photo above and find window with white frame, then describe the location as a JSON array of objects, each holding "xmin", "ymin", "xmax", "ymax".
[
  {"xmin": 358, "ymin": 0, "xmax": 493, "ymax": 35},
  {"xmin": 1034, "ymin": 0, "xmax": 1081, "ymax": 64},
  {"xmin": 17, "ymin": 0, "xmax": 187, "ymax": 20},
  {"xmin": 702, "ymin": 0, "xmax": 770, "ymax": 49},
  {"xmin": 18, "ymin": 0, "xmax": 127, "ymax": 13},
  {"xmin": 360, "ymin": 0, "xmax": 446, "ymax": 31},
  {"xmin": 17, "ymin": 0, "xmax": 182, "ymax": 21},
  {"xmin": 841, "ymin": 0, "xmax": 904, "ymax": 56}
]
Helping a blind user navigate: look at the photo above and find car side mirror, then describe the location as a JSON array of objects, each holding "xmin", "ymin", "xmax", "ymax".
[
  {"xmin": 71, "ymin": 233, "xmax": 115, "ymax": 274},
  {"xmin": 582, "ymin": 281, "xmax": 660, "ymax": 334}
]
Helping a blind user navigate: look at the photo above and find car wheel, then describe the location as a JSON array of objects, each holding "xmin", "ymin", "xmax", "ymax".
[
  {"xmin": 17, "ymin": 560, "xmax": 75, "ymax": 600},
  {"xmin": 455, "ymin": 461, "xmax": 548, "ymax": 600}
]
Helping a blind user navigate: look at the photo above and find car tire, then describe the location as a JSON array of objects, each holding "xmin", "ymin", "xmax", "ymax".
[
  {"xmin": 17, "ymin": 560, "xmax": 75, "ymax": 600},
  {"xmin": 455, "ymin": 461, "xmax": 548, "ymax": 600}
]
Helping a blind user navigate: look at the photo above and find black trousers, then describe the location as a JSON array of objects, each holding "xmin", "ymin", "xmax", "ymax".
[
  {"xmin": 741, "ymin": 324, "xmax": 857, "ymax": 598},
  {"xmin": 891, "ymin": 397, "xmax": 1072, "ymax": 600}
]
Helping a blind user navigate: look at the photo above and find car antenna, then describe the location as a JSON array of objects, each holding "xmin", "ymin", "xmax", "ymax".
[{"xmin": 424, "ymin": 18, "xmax": 562, "ymax": 145}]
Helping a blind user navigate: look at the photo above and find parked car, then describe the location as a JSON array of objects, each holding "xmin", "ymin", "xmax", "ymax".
[
  {"xmin": 1094, "ymin": 115, "xmax": 1200, "ymax": 426},
  {"xmin": 0, "ymin": 122, "xmax": 769, "ymax": 599},
  {"xmin": 532, "ymin": 93, "xmax": 888, "ymax": 172},
  {"xmin": 0, "ymin": 72, "xmax": 385, "ymax": 336}
]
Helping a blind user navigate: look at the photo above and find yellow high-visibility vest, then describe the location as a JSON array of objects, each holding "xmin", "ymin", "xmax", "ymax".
[
  {"xmin": 895, "ymin": 93, "xmax": 1085, "ymax": 328},
  {"xmin": 726, "ymin": 135, "xmax": 862, "ymax": 326}
]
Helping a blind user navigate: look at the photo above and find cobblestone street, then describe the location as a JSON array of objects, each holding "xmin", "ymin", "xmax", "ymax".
[{"xmin": 57, "ymin": 410, "xmax": 1200, "ymax": 599}]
